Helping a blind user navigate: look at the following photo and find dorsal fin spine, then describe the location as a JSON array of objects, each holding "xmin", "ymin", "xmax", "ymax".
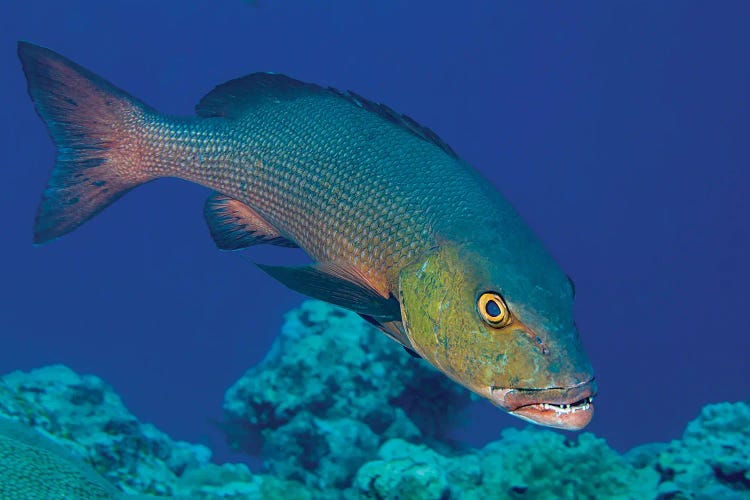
[{"xmin": 195, "ymin": 73, "xmax": 457, "ymax": 158}]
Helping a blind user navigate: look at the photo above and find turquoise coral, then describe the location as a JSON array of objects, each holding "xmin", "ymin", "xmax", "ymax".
[
  {"xmin": 0, "ymin": 364, "xmax": 210, "ymax": 496},
  {"xmin": 222, "ymin": 300, "xmax": 471, "ymax": 488},
  {"xmin": 473, "ymin": 429, "xmax": 660, "ymax": 499},
  {"xmin": 354, "ymin": 439, "xmax": 477, "ymax": 499},
  {"xmin": 176, "ymin": 463, "xmax": 312, "ymax": 499},
  {"xmin": 354, "ymin": 430, "xmax": 660, "ymax": 499},
  {"xmin": 0, "ymin": 365, "xmax": 309, "ymax": 499},
  {"xmin": 353, "ymin": 405, "xmax": 750, "ymax": 499},
  {"xmin": 641, "ymin": 401, "xmax": 750, "ymax": 499}
]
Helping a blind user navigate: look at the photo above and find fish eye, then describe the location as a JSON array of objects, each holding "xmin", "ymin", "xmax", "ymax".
[{"xmin": 477, "ymin": 292, "xmax": 512, "ymax": 328}]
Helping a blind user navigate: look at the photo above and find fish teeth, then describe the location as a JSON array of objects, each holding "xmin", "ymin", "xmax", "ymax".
[{"xmin": 540, "ymin": 400, "xmax": 592, "ymax": 414}]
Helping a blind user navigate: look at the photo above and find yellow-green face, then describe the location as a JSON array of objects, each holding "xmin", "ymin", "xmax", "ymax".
[{"xmin": 398, "ymin": 243, "xmax": 596, "ymax": 430}]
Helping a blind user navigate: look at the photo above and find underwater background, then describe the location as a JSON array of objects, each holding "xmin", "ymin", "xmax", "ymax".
[{"xmin": 0, "ymin": 0, "xmax": 748, "ymax": 498}]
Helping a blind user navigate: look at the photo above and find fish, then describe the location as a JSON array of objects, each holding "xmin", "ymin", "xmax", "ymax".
[{"xmin": 18, "ymin": 42, "xmax": 596, "ymax": 430}]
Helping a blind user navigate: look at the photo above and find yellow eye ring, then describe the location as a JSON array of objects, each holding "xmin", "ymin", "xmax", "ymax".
[{"xmin": 478, "ymin": 292, "xmax": 512, "ymax": 328}]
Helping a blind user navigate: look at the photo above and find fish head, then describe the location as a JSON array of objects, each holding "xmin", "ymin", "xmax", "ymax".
[{"xmin": 398, "ymin": 242, "xmax": 595, "ymax": 430}]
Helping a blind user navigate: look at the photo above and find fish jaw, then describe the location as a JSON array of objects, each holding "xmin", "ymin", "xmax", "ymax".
[{"xmin": 489, "ymin": 378, "xmax": 596, "ymax": 430}]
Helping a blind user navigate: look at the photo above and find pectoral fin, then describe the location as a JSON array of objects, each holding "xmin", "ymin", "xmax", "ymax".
[
  {"xmin": 403, "ymin": 346, "xmax": 422, "ymax": 359},
  {"xmin": 359, "ymin": 314, "xmax": 412, "ymax": 349},
  {"xmin": 257, "ymin": 263, "xmax": 401, "ymax": 320},
  {"xmin": 204, "ymin": 193, "xmax": 297, "ymax": 250}
]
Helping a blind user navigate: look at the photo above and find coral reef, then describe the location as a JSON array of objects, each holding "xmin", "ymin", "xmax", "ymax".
[
  {"xmin": 627, "ymin": 401, "xmax": 750, "ymax": 499},
  {"xmin": 354, "ymin": 438, "xmax": 476, "ymax": 499},
  {"xmin": 354, "ymin": 431, "xmax": 660, "ymax": 499},
  {"xmin": 0, "ymin": 300, "xmax": 747, "ymax": 499},
  {"xmin": 0, "ymin": 364, "xmax": 310, "ymax": 499},
  {"xmin": 353, "ymin": 403, "xmax": 750, "ymax": 499},
  {"xmin": 222, "ymin": 300, "xmax": 472, "ymax": 488}
]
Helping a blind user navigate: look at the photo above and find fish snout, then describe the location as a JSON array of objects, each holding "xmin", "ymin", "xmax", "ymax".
[{"xmin": 490, "ymin": 378, "xmax": 597, "ymax": 430}]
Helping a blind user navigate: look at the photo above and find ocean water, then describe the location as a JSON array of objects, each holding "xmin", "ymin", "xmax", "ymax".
[{"xmin": 0, "ymin": 0, "xmax": 748, "ymax": 491}]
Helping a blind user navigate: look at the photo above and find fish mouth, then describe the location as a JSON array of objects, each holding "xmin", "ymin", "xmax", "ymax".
[{"xmin": 490, "ymin": 378, "xmax": 596, "ymax": 430}]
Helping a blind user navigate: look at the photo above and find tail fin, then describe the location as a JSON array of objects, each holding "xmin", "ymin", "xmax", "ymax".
[{"xmin": 18, "ymin": 42, "xmax": 156, "ymax": 244}]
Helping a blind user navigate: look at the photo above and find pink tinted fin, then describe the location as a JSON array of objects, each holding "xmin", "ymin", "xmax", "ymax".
[
  {"xmin": 257, "ymin": 263, "xmax": 401, "ymax": 320},
  {"xmin": 204, "ymin": 193, "xmax": 298, "ymax": 250},
  {"xmin": 18, "ymin": 42, "xmax": 155, "ymax": 244}
]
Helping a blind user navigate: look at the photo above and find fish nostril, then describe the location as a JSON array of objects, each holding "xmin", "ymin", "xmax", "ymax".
[{"xmin": 513, "ymin": 328, "xmax": 549, "ymax": 354}]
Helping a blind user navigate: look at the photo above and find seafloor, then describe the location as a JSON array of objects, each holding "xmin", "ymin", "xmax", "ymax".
[{"xmin": 0, "ymin": 301, "xmax": 747, "ymax": 499}]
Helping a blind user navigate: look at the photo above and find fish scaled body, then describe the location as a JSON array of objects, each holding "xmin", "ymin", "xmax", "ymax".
[{"xmin": 18, "ymin": 42, "xmax": 596, "ymax": 430}]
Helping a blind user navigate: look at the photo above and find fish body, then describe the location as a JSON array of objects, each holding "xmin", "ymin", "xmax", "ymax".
[{"xmin": 19, "ymin": 42, "xmax": 596, "ymax": 429}]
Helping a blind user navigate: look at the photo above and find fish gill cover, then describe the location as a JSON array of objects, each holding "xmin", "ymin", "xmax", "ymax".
[{"xmin": 0, "ymin": 301, "xmax": 748, "ymax": 499}]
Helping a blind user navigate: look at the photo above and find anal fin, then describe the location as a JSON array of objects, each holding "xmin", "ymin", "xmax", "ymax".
[
  {"xmin": 257, "ymin": 263, "xmax": 401, "ymax": 320},
  {"xmin": 204, "ymin": 193, "xmax": 298, "ymax": 250}
]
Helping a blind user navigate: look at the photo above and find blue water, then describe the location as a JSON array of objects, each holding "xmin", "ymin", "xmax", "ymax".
[{"xmin": 1, "ymin": 0, "xmax": 748, "ymax": 465}]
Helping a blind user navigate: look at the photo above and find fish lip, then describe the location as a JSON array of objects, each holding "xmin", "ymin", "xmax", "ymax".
[{"xmin": 489, "ymin": 378, "xmax": 597, "ymax": 430}]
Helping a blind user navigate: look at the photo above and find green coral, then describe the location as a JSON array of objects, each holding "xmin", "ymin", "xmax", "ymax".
[{"xmin": 0, "ymin": 418, "xmax": 122, "ymax": 499}]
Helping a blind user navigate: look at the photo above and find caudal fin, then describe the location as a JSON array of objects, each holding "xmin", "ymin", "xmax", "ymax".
[{"xmin": 18, "ymin": 42, "xmax": 156, "ymax": 244}]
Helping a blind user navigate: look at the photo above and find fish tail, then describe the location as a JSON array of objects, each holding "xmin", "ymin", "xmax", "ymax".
[{"xmin": 18, "ymin": 41, "xmax": 159, "ymax": 244}]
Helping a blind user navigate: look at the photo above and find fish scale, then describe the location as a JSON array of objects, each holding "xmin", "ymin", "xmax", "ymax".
[{"xmin": 136, "ymin": 91, "xmax": 473, "ymax": 294}]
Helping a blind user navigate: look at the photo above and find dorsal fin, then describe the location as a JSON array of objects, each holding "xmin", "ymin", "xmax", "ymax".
[
  {"xmin": 195, "ymin": 73, "xmax": 457, "ymax": 158},
  {"xmin": 204, "ymin": 193, "xmax": 297, "ymax": 250},
  {"xmin": 332, "ymin": 89, "xmax": 458, "ymax": 158},
  {"xmin": 196, "ymin": 73, "xmax": 326, "ymax": 119}
]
